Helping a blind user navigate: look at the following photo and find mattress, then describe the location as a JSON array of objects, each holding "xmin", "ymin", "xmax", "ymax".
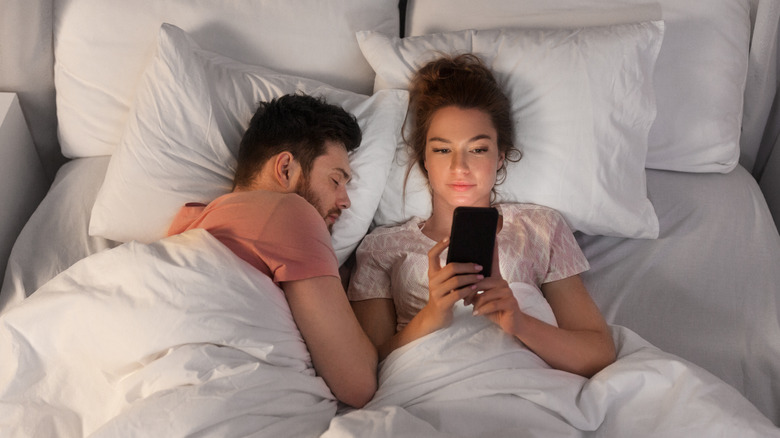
[{"xmin": 1, "ymin": 156, "xmax": 779, "ymax": 422}]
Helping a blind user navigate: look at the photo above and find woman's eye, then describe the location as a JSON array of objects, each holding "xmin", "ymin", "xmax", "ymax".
[
  {"xmin": 432, "ymin": 148, "xmax": 450, "ymax": 154},
  {"xmin": 472, "ymin": 147, "xmax": 489, "ymax": 154}
]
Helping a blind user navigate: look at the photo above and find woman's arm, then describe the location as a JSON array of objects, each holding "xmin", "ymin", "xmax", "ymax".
[
  {"xmin": 352, "ymin": 238, "xmax": 484, "ymax": 361},
  {"xmin": 526, "ymin": 275, "xmax": 615, "ymax": 376},
  {"xmin": 472, "ymin": 273, "xmax": 616, "ymax": 377},
  {"xmin": 282, "ymin": 275, "xmax": 378, "ymax": 408}
]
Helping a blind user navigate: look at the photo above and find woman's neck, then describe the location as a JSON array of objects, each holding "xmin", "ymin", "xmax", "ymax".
[
  {"xmin": 422, "ymin": 201, "xmax": 462, "ymax": 241},
  {"xmin": 421, "ymin": 211, "xmax": 452, "ymax": 242}
]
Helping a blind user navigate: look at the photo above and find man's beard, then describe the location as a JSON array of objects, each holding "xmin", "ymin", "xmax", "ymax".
[{"xmin": 295, "ymin": 175, "xmax": 340, "ymax": 232}]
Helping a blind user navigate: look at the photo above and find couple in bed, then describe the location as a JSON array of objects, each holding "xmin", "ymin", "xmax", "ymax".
[{"xmin": 170, "ymin": 54, "xmax": 615, "ymax": 409}]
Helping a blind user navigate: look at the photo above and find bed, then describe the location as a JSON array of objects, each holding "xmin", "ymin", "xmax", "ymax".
[{"xmin": 0, "ymin": 0, "xmax": 779, "ymax": 436}]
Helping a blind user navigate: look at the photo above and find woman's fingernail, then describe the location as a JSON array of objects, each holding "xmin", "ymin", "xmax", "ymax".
[
  {"xmin": 474, "ymin": 264, "xmax": 482, "ymax": 271},
  {"xmin": 472, "ymin": 309, "xmax": 480, "ymax": 316}
]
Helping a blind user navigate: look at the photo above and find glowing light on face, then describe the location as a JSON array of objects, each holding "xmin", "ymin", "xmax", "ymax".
[{"xmin": 424, "ymin": 106, "xmax": 504, "ymax": 211}]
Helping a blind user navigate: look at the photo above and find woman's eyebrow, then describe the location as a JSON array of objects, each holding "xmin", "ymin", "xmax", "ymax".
[
  {"xmin": 427, "ymin": 136, "xmax": 451, "ymax": 143},
  {"xmin": 428, "ymin": 134, "xmax": 493, "ymax": 143}
]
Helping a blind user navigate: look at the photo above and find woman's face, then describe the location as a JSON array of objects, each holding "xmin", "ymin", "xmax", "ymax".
[{"xmin": 424, "ymin": 106, "xmax": 504, "ymax": 211}]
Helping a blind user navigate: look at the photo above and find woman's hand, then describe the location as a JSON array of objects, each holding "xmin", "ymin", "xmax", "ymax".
[
  {"xmin": 420, "ymin": 237, "xmax": 484, "ymax": 332},
  {"xmin": 468, "ymin": 240, "xmax": 615, "ymax": 377},
  {"xmin": 468, "ymin": 241, "xmax": 527, "ymax": 337}
]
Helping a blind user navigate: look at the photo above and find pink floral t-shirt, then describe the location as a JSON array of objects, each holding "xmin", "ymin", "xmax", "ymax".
[{"xmin": 347, "ymin": 203, "xmax": 590, "ymax": 330}]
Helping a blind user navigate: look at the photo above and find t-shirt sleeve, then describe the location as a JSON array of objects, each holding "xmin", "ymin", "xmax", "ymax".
[
  {"xmin": 543, "ymin": 210, "xmax": 590, "ymax": 284},
  {"xmin": 347, "ymin": 231, "xmax": 393, "ymax": 301},
  {"xmin": 262, "ymin": 196, "xmax": 340, "ymax": 283},
  {"xmin": 167, "ymin": 202, "xmax": 207, "ymax": 236}
]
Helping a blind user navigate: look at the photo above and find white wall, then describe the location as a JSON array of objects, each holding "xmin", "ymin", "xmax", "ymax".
[{"xmin": 0, "ymin": 0, "xmax": 63, "ymax": 181}]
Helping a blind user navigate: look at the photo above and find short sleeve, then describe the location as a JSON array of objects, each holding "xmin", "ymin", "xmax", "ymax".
[
  {"xmin": 167, "ymin": 202, "xmax": 207, "ymax": 236},
  {"xmin": 252, "ymin": 195, "xmax": 339, "ymax": 283},
  {"xmin": 543, "ymin": 210, "xmax": 590, "ymax": 284},
  {"xmin": 347, "ymin": 231, "xmax": 393, "ymax": 301},
  {"xmin": 176, "ymin": 191, "xmax": 339, "ymax": 283}
]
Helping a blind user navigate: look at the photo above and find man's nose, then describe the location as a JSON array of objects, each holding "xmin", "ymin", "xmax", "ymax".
[{"xmin": 338, "ymin": 186, "xmax": 351, "ymax": 210}]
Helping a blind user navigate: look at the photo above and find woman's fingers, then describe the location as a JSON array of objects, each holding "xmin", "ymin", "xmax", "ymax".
[
  {"xmin": 472, "ymin": 293, "xmax": 514, "ymax": 316},
  {"xmin": 427, "ymin": 238, "xmax": 450, "ymax": 277},
  {"xmin": 470, "ymin": 280, "xmax": 516, "ymax": 314},
  {"xmin": 432, "ymin": 272, "xmax": 483, "ymax": 301},
  {"xmin": 427, "ymin": 237, "xmax": 487, "ymax": 308},
  {"xmin": 489, "ymin": 237, "xmax": 502, "ymax": 279}
]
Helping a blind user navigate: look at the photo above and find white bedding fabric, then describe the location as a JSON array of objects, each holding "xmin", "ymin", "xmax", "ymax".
[
  {"xmin": 2, "ymin": 158, "xmax": 779, "ymax": 426},
  {"xmin": 324, "ymin": 302, "xmax": 779, "ymax": 437},
  {"xmin": 578, "ymin": 165, "xmax": 780, "ymax": 423},
  {"xmin": 0, "ymin": 156, "xmax": 118, "ymax": 313},
  {"xmin": 2, "ymin": 232, "xmax": 777, "ymax": 437},
  {"xmin": 0, "ymin": 229, "xmax": 336, "ymax": 437}
]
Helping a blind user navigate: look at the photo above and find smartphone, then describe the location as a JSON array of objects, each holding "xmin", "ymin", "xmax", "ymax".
[{"xmin": 446, "ymin": 206, "xmax": 499, "ymax": 276}]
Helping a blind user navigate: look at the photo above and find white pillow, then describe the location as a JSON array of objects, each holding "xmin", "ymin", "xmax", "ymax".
[
  {"xmin": 403, "ymin": 0, "xmax": 752, "ymax": 173},
  {"xmin": 89, "ymin": 23, "xmax": 407, "ymax": 265},
  {"xmin": 53, "ymin": 0, "xmax": 400, "ymax": 158},
  {"xmin": 359, "ymin": 23, "xmax": 663, "ymax": 238}
]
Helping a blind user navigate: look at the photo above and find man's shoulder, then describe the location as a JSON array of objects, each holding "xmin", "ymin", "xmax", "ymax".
[{"xmin": 223, "ymin": 190, "xmax": 314, "ymax": 214}]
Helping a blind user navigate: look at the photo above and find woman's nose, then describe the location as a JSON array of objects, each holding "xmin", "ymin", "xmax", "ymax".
[{"xmin": 450, "ymin": 152, "xmax": 468, "ymax": 172}]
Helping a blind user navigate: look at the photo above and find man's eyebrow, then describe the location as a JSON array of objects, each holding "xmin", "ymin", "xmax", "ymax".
[{"xmin": 335, "ymin": 167, "xmax": 352, "ymax": 182}]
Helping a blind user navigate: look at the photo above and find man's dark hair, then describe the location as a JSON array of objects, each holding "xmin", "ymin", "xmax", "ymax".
[{"xmin": 233, "ymin": 94, "xmax": 362, "ymax": 189}]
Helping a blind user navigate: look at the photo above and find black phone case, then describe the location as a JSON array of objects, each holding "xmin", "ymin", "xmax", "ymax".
[{"xmin": 446, "ymin": 206, "xmax": 498, "ymax": 276}]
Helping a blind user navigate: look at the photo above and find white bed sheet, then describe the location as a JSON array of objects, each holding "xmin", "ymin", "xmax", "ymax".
[
  {"xmin": 578, "ymin": 165, "xmax": 780, "ymax": 423},
  {"xmin": 1, "ymin": 158, "xmax": 779, "ymax": 426},
  {"xmin": 2, "ymin": 233, "xmax": 776, "ymax": 436},
  {"xmin": 324, "ymin": 304, "xmax": 779, "ymax": 437},
  {"xmin": 0, "ymin": 156, "xmax": 118, "ymax": 313},
  {"xmin": 0, "ymin": 228, "xmax": 336, "ymax": 437}
]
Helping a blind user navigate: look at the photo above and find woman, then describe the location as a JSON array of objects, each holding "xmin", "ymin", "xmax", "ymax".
[{"xmin": 348, "ymin": 54, "xmax": 615, "ymax": 377}]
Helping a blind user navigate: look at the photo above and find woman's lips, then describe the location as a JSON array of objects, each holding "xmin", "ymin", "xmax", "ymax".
[{"xmin": 449, "ymin": 183, "xmax": 474, "ymax": 192}]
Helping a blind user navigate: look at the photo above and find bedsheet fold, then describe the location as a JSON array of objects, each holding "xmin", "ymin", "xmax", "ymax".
[
  {"xmin": 325, "ymin": 302, "xmax": 780, "ymax": 437},
  {"xmin": 0, "ymin": 229, "xmax": 336, "ymax": 437}
]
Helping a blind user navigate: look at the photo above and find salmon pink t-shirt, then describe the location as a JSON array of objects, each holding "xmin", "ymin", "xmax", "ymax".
[{"xmin": 167, "ymin": 190, "xmax": 339, "ymax": 283}]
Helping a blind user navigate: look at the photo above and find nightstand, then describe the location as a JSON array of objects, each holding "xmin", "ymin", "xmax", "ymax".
[{"xmin": 0, "ymin": 93, "xmax": 49, "ymax": 287}]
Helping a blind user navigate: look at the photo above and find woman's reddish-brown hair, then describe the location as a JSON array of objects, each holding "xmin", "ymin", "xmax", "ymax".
[{"xmin": 403, "ymin": 53, "xmax": 520, "ymax": 194}]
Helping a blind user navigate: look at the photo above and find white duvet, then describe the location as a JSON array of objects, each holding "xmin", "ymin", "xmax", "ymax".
[
  {"xmin": 1, "ymin": 229, "xmax": 778, "ymax": 437},
  {"xmin": 325, "ymin": 294, "xmax": 780, "ymax": 437},
  {"xmin": 0, "ymin": 229, "xmax": 336, "ymax": 437}
]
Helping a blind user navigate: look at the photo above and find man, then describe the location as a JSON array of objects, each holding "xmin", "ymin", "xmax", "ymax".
[{"xmin": 168, "ymin": 94, "xmax": 377, "ymax": 408}]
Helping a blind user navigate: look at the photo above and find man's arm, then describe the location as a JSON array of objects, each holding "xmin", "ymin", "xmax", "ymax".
[{"xmin": 282, "ymin": 275, "xmax": 378, "ymax": 408}]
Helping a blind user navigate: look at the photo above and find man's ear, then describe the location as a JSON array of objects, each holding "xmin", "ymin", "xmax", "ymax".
[{"xmin": 273, "ymin": 151, "xmax": 301, "ymax": 191}]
